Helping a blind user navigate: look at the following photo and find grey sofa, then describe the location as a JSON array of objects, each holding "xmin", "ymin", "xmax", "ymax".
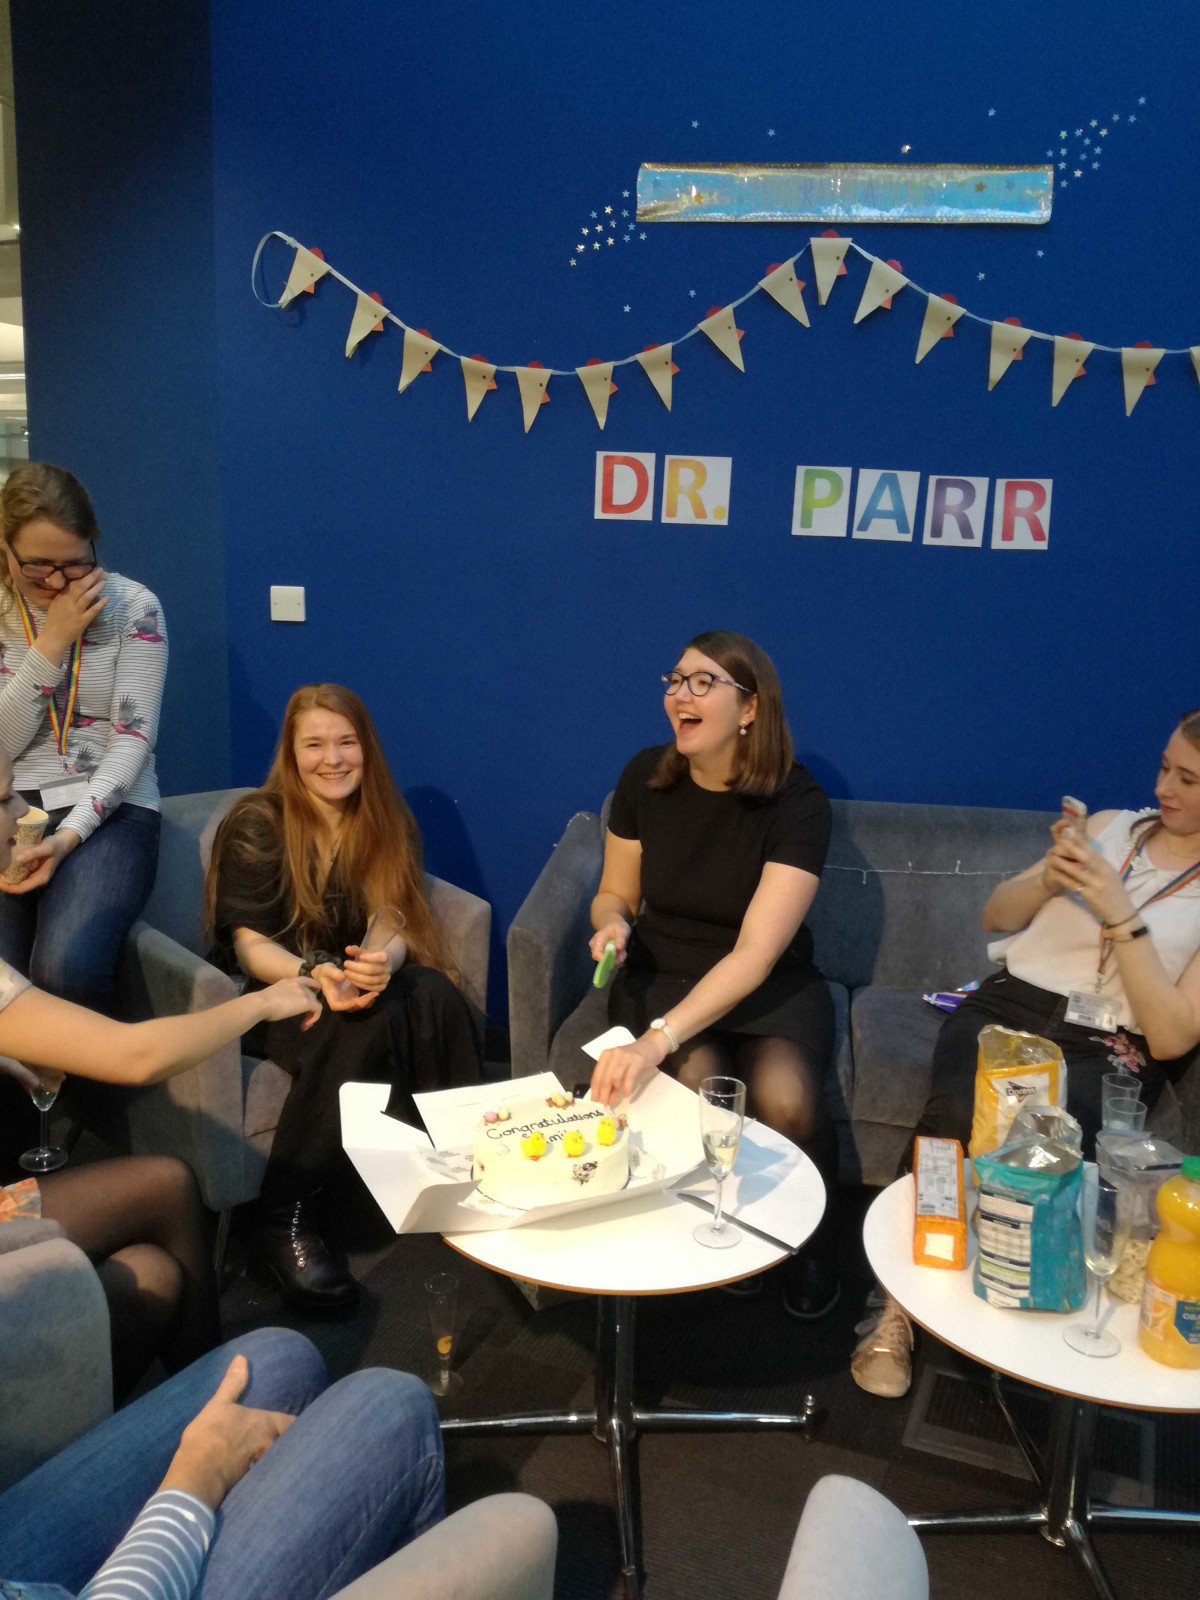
[
  {"xmin": 508, "ymin": 797, "xmax": 1199, "ymax": 1186},
  {"xmin": 0, "ymin": 1225, "xmax": 556, "ymax": 1599},
  {"xmin": 72, "ymin": 790, "xmax": 490, "ymax": 1231}
]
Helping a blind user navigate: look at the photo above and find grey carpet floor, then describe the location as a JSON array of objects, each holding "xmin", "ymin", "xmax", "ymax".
[{"xmin": 219, "ymin": 1174, "xmax": 1200, "ymax": 1600}]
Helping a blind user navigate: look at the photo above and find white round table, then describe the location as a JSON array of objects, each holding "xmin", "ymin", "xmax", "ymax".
[
  {"xmin": 444, "ymin": 1169, "xmax": 826, "ymax": 1600},
  {"xmin": 865, "ymin": 1173, "xmax": 1200, "ymax": 1600}
]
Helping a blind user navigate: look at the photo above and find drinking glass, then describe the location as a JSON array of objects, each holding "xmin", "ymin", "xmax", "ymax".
[
  {"xmin": 1101, "ymin": 1071, "xmax": 1141, "ymax": 1128},
  {"xmin": 1064, "ymin": 1167, "xmax": 1132, "ymax": 1357},
  {"xmin": 425, "ymin": 1271, "xmax": 462, "ymax": 1396},
  {"xmin": 334, "ymin": 907, "xmax": 407, "ymax": 1002},
  {"xmin": 18, "ymin": 1068, "xmax": 68, "ymax": 1173},
  {"xmin": 693, "ymin": 1076, "xmax": 746, "ymax": 1249},
  {"xmin": 1104, "ymin": 1096, "xmax": 1147, "ymax": 1135}
]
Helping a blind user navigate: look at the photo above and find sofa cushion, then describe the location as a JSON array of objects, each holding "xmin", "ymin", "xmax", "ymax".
[
  {"xmin": 850, "ymin": 986, "xmax": 949, "ymax": 1129},
  {"xmin": 243, "ymin": 1054, "xmax": 292, "ymax": 1139}
]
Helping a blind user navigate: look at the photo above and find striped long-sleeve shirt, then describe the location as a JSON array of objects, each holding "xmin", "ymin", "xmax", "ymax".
[
  {"xmin": 0, "ymin": 573, "xmax": 166, "ymax": 844},
  {"xmin": 1, "ymin": 1489, "xmax": 215, "ymax": 1600}
]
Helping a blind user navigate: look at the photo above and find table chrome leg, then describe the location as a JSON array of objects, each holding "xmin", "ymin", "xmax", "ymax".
[
  {"xmin": 440, "ymin": 1409, "xmax": 595, "ymax": 1437},
  {"xmin": 1089, "ymin": 1505, "xmax": 1200, "ymax": 1531},
  {"xmin": 990, "ymin": 1371, "xmax": 1046, "ymax": 1491},
  {"xmin": 595, "ymin": 1296, "xmax": 644, "ymax": 1599},
  {"xmin": 1043, "ymin": 1394, "xmax": 1093, "ymax": 1548},
  {"xmin": 909, "ymin": 1508, "xmax": 1046, "ymax": 1533},
  {"xmin": 1063, "ymin": 1519, "xmax": 1119, "ymax": 1600},
  {"xmin": 634, "ymin": 1399, "xmax": 816, "ymax": 1433}
]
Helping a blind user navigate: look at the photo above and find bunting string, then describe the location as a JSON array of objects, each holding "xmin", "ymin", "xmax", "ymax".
[{"xmin": 251, "ymin": 229, "xmax": 1200, "ymax": 424}]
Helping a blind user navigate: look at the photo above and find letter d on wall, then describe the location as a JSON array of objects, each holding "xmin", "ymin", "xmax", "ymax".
[
  {"xmin": 594, "ymin": 452, "xmax": 656, "ymax": 520},
  {"xmin": 791, "ymin": 467, "xmax": 851, "ymax": 537}
]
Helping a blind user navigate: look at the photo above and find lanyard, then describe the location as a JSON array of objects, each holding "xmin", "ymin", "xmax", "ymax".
[
  {"xmin": 15, "ymin": 594, "xmax": 82, "ymax": 761},
  {"xmin": 1095, "ymin": 825, "xmax": 1200, "ymax": 987}
]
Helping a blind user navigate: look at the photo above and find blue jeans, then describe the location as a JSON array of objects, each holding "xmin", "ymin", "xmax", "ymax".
[
  {"xmin": 0, "ymin": 802, "xmax": 160, "ymax": 1012},
  {"xmin": 0, "ymin": 1328, "xmax": 445, "ymax": 1600}
]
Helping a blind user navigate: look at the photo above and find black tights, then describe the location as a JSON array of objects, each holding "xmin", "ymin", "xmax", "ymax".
[
  {"xmin": 672, "ymin": 1031, "xmax": 840, "ymax": 1264},
  {"xmin": 38, "ymin": 1155, "xmax": 221, "ymax": 1401}
]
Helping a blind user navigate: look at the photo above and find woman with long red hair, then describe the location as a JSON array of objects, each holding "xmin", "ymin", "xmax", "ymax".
[{"xmin": 205, "ymin": 684, "xmax": 481, "ymax": 1310}]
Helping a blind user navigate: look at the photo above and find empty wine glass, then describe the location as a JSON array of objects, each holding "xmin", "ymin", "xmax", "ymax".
[
  {"xmin": 18, "ymin": 1067, "xmax": 68, "ymax": 1174},
  {"xmin": 334, "ymin": 906, "xmax": 408, "ymax": 1001},
  {"xmin": 1064, "ymin": 1166, "xmax": 1132, "ymax": 1358},
  {"xmin": 425, "ymin": 1271, "xmax": 462, "ymax": 1397},
  {"xmin": 693, "ymin": 1076, "xmax": 746, "ymax": 1249}
]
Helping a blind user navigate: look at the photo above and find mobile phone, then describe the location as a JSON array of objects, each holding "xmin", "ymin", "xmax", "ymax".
[
  {"xmin": 593, "ymin": 939, "xmax": 617, "ymax": 989},
  {"xmin": 1060, "ymin": 795, "xmax": 1088, "ymax": 841}
]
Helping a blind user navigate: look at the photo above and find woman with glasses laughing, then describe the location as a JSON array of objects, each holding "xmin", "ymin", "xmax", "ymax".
[
  {"xmin": 0, "ymin": 464, "xmax": 168, "ymax": 1166},
  {"xmin": 587, "ymin": 630, "xmax": 842, "ymax": 1319}
]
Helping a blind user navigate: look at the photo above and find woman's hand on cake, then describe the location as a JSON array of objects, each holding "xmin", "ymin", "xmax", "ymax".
[
  {"xmin": 341, "ymin": 945, "xmax": 392, "ymax": 994},
  {"xmin": 312, "ymin": 961, "xmax": 377, "ymax": 1012},
  {"xmin": 589, "ymin": 918, "xmax": 630, "ymax": 967},
  {"xmin": 590, "ymin": 1033, "xmax": 668, "ymax": 1105}
]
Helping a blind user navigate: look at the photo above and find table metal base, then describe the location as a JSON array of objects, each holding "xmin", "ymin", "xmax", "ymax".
[
  {"xmin": 908, "ymin": 1374, "xmax": 1200, "ymax": 1600},
  {"xmin": 440, "ymin": 1293, "xmax": 816, "ymax": 1599}
]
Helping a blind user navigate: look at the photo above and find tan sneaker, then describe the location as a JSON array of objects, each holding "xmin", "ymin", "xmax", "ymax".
[{"xmin": 850, "ymin": 1291, "xmax": 913, "ymax": 1398}]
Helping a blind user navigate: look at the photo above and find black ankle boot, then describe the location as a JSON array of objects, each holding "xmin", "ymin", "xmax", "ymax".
[
  {"xmin": 249, "ymin": 1197, "xmax": 358, "ymax": 1313},
  {"xmin": 781, "ymin": 1253, "xmax": 841, "ymax": 1321}
]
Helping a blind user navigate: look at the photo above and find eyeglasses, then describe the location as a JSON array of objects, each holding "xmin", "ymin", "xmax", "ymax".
[
  {"xmin": 7, "ymin": 551, "xmax": 98, "ymax": 584},
  {"xmin": 662, "ymin": 670, "xmax": 751, "ymax": 697}
]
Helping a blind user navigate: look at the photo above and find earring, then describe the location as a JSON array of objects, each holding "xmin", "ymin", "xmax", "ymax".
[{"xmin": 739, "ymin": 724, "xmax": 749, "ymax": 736}]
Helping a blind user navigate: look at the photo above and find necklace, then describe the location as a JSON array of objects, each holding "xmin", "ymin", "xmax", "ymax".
[{"xmin": 1153, "ymin": 822, "xmax": 1200, "ymax": 864}]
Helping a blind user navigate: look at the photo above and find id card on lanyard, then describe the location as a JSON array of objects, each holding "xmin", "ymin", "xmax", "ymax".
[{"xmin": 1064, "ymin": 830, "xmax": 1200, "ymax": 1032}]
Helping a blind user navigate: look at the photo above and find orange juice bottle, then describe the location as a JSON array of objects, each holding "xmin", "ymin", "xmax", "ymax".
[{"xmin": 1139, "ymin": 1157, "xmax": 1200, "ymax": 1369}]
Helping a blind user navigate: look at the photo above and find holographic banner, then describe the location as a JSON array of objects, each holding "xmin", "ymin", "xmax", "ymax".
[{"xmin": 636, "ymin": 163, "xmax": 1053, "ymax": 225}]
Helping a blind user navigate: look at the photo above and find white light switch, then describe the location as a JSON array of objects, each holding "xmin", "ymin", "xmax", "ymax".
[{"xmin": 269, "ymin": 585, "xmax": 306, "ymax": 623}]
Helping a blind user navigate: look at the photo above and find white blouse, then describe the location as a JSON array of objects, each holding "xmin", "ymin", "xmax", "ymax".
[{"xmin": 992, "ymin": 808, "xmax": 1200, "ymax": 1032}]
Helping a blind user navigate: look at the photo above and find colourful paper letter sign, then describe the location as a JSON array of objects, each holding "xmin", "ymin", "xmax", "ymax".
[
  {"xmin": 661, "ymin": 456, "xmax": 732, "ymax": 525},
  {"xmin": 594, "ymin": 452, "xmax": 656, "ymax": 521},
  {"xmin": 791, "ymin": 467, "xmax": 850, "ymax": 538},
  {"xmin": 922, "ymin": 477, "xmax": 990, "ymax": 547},
  {"xmin": 992, "ymin": 479, "xmax": 1051, "ymax": 550},
  {"xmin": 852, "ymin": 470, "xmax": 919, "ymax": 542}
]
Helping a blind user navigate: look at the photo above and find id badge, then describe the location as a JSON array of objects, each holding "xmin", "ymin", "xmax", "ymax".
[
  {"xmin": 1064, "ymin": 990, "xmax": 1121, "ymax": 1032},
  {"xmin": 39, "ymin": 775, "xmax": 93, "ymax": 812}
]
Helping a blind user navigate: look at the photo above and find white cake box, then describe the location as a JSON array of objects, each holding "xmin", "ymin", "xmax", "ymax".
[{"xmin": 340, "ymin": 1065, "xmax": 706, "ymax": 1236}]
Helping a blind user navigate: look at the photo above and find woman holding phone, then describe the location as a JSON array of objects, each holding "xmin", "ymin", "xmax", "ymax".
[
  {"xmin": 587, "ymin": 631, "xmax": 841, "ymax": 1319},
  {"xmin": 0, "ymin": 743, "xmax": 322, "ymax": 1395},
  {"xmin": 854, "ymin": 710, "xmax": 1200, "ymax": 1398},
  {"xmin": 205, "ymin": 683, "xmax": 481, "ymax": 1311}
]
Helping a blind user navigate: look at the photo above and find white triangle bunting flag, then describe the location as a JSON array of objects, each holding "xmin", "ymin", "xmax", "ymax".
[
  {"xmin": 758, "ymin": 261, "xmax": 809, "ymax": 327},
  {"xmin": 515, "ymin": 365, "xmax": 551, "ymax": 433},
  {"xmin": 809, "ymin": 235, "xmax": 851, "ymax": 305},
  {"xmin": 1120, "ymin": 346, "xmax": 1164, "ymax": 415},
  {"xmin": 461, "ymin": 357, "xmax": 497, "ymax": 421},
  {"xmin": 988, "ymin": 321, "xmax": 1034, "ymax": 390},
  {"xmin": 1051, "ymin": 336, "xmax": 1094, "ymax": 406},
  {"xmin": 398, "ymin": 329, "xmax": 441, "ymax": 394},
  {"xmin": 345, "ymin": 293, "xmax": 389, "ymax": 357},
  {"xmin": 279, "ymin": 246, "xmax": 329, "ymax": 308},
  {"xmin": 635, "ymin": 344, "xmax": 678, "ymax": 410},
  {"xmin": 1191, "ymin": 348, "xmax": 1200, "ymax": 389},
  {"xmin": 698, "ymin": 306, "xmax": 745, "ymax": 371},
  {"xmin": 854, "ymin": 258, "xmax": 908, "ymax": 324},
  {"xmin": 576, "ymin": 361, "xmax": 617, "ymax": 429},
  {"xmin": 915, "ymin": 295, "xmax": 964, "ymax": 363}
]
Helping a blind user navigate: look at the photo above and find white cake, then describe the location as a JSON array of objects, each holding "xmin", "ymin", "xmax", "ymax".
[{"xmin": 472, "ymin": 1091, "xmax": 629, "ymax": 1210}]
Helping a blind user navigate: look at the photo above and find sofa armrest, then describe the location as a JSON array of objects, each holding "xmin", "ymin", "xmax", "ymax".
[
  {"xmin": 0, "ymin": 1237, "xmax": 112, "ymax": 1492},
  {"xmin": 507, "ymin": 812, "xmax": 603, "ymax": 1078},
  {"xmin": 779, "ymin": 1475, "xmax": 927, "ymax": 1600},
  {"xmin": 0, "ymin": 1217, "xmax": 64, "ymax": 1257},
  {"xmin": 426, "ymin": 875, "xmax": 491, "ymax": 1032},
  {"xmin": 107, "ymin": 921, "xmax": 255, "ymax": 1213},
  {"xmin": 330, "ymin": 1493, "xmax": 556, "ymax": 1600}
]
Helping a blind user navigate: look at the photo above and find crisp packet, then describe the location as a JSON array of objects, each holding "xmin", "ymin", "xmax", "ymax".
[
  {"xmin": 922, "ymin": 980, "xmax": 980, "ymax": 1014},
  {"xmin": 969, "ymin": 1025, "xmax": 1067, "ymax": 1171},
  {"xmin": 1007, "ymin": 1104, "xmax": 1083, "ymax": 1159},
  {"xmin": 973, "ymin": 1132, "xmax": 1086, "ymax": 1312}
]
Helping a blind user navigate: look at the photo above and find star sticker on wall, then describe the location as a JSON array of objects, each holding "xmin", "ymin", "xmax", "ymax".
[
  {"xmin": 988, "ymin": 108, "xmax": 996, "ymax": 116},
  {"xmin": 691, "ymin": 119, "xmax": 699, "ymax": 128},
  {"xmin": 1128, "ymin": 114, "xmax": 1137, "ymax": 122},
  {"xmin": 1075, "ymin": 127, "xmax": 1083, "ymax": 135},
  {"xmin": 608, "ymin": 220, "xmax": 616, "ymax": 228},
  {"xmin": 977, "ymin": 271, "xmax": 985, "ymax": 279},
  {"xmin": 623, "ymin": 304, "xmax": 631, "ymax": 312},
  {"xmin": 594, "ymin": 225, "xmax": 603, "ymax": 233},
  {"xmin": 1060, "ymin": 180, "xmax": 1068, "ymax": 187},
  {"xmin": 1100, "ymin": 128, "xmax": 1108, "ymax": 136},
  {"xmin": 767, "ymin": 128, "xmax": 776, "ymax": 137},
  {"xmin": 1059, "ymin": 129, "xmax": 1068, "ymax": 137},
  {"xmin": 622, "ymin": 189, "xmax": 630, "ymax": 197},
  {"xmin": 604, "ymin": 205, "xmax": 612, "ymax": 214},
  {"xmin": 1092, "ymin": 162, "xmax": 1100, "ymax": 169},
  {"xmin": 1046, "ymin": 149, "xmax": 1054, "ymax": 156},
  {"xmin": 1058, "ymin": 162, "xmax": 1066, "ymax": 169},
  {"xmin": 569, "ymin": 259, "xmax": 576, "ymax": 267},
  {"xmin": 606, "ymin": 236, "xmax": 613, "ymax": 245},
  {"xmin": 621, "ymin": 209, "xmax": 629, "ymax": 216},
  {"xmin": 639, "ymin": 232, "xmax": 647, "ymax": 239},
  {"xmin": 1037, "ymin": 249, "xmax": 1044, "ymax": 257},
  {"xmin": 1113, "ymin": 113, "xmax": 1121, "ymax": 120},
  {"xmin": 1074, "ymin": 169, "xmax": 1082, "ymax": 177},
  {"xmin": 576, "ymin": 243, "xmax": 585, "ymax": 252},
  {"xmin": 1083, "ymin": 136, "xmax": 1091, "ymax": 145},
  {"xmin": 581, "ymin": 227, "xmax": 588, "ymax": 235},
  {"xmin": 689, "ymin": 289, "xmax": 696, "ymax": 297},
  {"xmin": 901, "ymin": 144, "xmax": 911, "ymax": 153},
  {"xmin": 1090, "ymin": 118, "xmax": 1098, "ymax": 127},
  {"xmin": 1060, "ymin": 146, "xmax": 1067, "ymax": 154},
  {"xmin": 622, "ymin": 235, "xmax": 630, "ymax": 242},
  {"xmin": 1138, "ymin": 96, "xmax": 1146, "ymax": 104},
  {"xmin": 590, "ymin": 210, "xmax": 597, "ymax": 218},
  {"xmin": 593, "ymin": 241, "xmax": 600, "ymax": 250}
]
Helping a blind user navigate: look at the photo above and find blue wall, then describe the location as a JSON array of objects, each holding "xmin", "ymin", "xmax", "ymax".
[
  {"xmin": 16, "ymin": 1, "xmax": 1200, "ymax": 1023},
  {"xmin": 11, "ymin": 0, "xmax": 231, "ymax": 795}
]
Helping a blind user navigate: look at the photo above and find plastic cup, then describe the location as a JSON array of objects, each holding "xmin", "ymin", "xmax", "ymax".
[
  {"xmin": 3, "ymin": 807, "xmax": 48, "ymax": 885},
  {"xmin": 1102, "ymin": 1071, "xmax": 1142, "ymax": 1128},
  {"xmin": 1104, "ymin": 1096, "xmax": 1148, "ymax": 1134}
]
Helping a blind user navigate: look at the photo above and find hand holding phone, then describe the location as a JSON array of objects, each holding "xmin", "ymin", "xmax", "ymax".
[
  {"xmin": 593, "ymin": 939, "xmax": 617, "ymax": 989},
  {"xmin": 1060, "ymin": 795, "xmax": 1088, "ymax": 843}
]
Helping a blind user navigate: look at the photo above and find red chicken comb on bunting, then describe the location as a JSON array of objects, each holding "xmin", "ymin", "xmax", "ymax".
[
  {"xmin": 819, "ymin": 229, "xmax": 849, "ymax": 275},
  {"xmin": 584, "ymin": 356, "xmax": 618, "ymax": 395},
  {"xmin": 642, "ymin": 342, "xmax": 680, "ymax": 375}
]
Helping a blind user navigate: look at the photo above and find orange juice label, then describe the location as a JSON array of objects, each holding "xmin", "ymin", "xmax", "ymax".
[{"xmin": 1140, "ymin": 1281, "xmax": 1200, "ymax": 1345}]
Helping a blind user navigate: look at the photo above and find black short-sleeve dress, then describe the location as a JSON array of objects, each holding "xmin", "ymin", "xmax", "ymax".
[{"xmin": 606, "ymin": 745, "xmax": 832, "ymax": 1048}]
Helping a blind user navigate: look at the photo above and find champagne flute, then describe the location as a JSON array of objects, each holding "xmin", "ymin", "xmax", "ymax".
[
  {"xmin": 18, "ymin": 1067, "xmax": 68, "ymax": 1174},
  {"xmin": 425, "ymin": 1271, "xmax": 462, "ymax": 1397},
  {"xmin": 693, "ymin": 1075, "xmax": 746, "ymax": 1249},
  {"xmin": 335, "ymin": 906, "xmax": 407, "ymax": 1001},
  {"xmin": 1064, "ymin": 1167, "xmax": 1132, "ymax": 1357}
]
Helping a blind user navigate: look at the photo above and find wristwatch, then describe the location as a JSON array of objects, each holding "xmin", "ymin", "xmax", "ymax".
[{"xmin": 648, "ymin": 1016, "xmax": 680, "ymax": 1054}]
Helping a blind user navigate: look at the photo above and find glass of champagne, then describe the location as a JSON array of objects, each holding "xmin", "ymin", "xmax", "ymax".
[
  {"xmin": 18, "ymin": 1067, "xmax": 68, "ymax": 1173},
  {"xmin": 335, "ymin": 906, "xmax": 407, "ymax": 1002},
  {"xmin": 425, "ymin": 1271, "xmax": 462, "ymax": 1397},
  {"xmin": 693, "ymin": 1076, "xmax": 746, "ymax": 1249},
  {"xmin": 1064, "ymin": 1166, "xmax": 1132, "ymax": 1358}
]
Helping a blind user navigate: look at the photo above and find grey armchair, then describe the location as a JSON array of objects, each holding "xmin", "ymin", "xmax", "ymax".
[
  {"xmin": 0, "ymin": 1230, "xmax": 556, "ymax": 1600},
  {"xmin": 73, "ymin": 790, "xmax": 490, "ymax": 1244},
  {"xmin": 778, "ymin": 1475, "xmax": 928, "ymax": 1600}
]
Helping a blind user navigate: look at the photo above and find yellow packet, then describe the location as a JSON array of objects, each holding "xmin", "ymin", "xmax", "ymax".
[{"xmin": 968, "ymin": 1024, "xmax": 1066, "ymax": 1175}]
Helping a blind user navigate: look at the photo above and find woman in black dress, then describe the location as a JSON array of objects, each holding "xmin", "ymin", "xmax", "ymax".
[
  {"xmin": 205, "ymin": 684, "xmax": 481, "ymax": 1311},
  {"xmin": 588, "ymin": 631, "xmax": 840, "ymax": 1317}
]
